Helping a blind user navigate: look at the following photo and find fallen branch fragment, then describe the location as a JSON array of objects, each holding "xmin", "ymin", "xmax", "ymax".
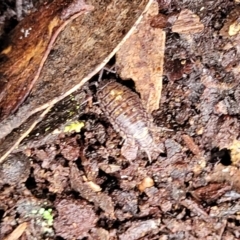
[{"xmin": 0, "ymin": 0, "xmax": 152, "ymax": 163}]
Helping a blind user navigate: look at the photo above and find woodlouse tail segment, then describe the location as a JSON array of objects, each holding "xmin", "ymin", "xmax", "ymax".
[{"xmin": 121, "ymin": 138, "xmax": 139, "ymax": 161}]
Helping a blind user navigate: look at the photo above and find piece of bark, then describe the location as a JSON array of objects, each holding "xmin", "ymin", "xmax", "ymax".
[
  {"xmin": 172, "ymin": 9, "xmax": 204, "ymax": 34},
  {"xmin": 0, "ymin": 0, "xmax": 93, "ymax": 121},
  {"xmin": 116, "ymin": 0, "xmax": 165, "ymax": 113},
  {"xmin": 0, "ymin": 0, "xmax": 152, "ymax": 163}
]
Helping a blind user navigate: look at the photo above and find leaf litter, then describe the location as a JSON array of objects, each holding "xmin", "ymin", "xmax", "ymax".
[{"xmin": 2, "ymin": 0, "xmax": 240, "ymax": 239}]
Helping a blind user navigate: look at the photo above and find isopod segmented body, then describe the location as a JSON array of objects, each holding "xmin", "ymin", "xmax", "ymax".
[{"xmin": 97, "ymin": 80, "xmax": 163, "ymax": 161}]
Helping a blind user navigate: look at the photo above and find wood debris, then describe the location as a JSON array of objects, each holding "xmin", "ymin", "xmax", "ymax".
[
  {"xmin": 182, "ymin": 134, "xmax": 201, "ymax": 155},
  {"xmin": 172, "ymin": 9, "xmax": 204, "ymax": 34},
  {"xmin": 3, "ymin": 222, "xmax": 28, "ymax": 240}
]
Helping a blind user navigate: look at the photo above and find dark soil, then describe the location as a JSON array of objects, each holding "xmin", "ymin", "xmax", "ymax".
[{"xmin": 1, "ymin": 0, "xmax": 240, "ymax": 239}]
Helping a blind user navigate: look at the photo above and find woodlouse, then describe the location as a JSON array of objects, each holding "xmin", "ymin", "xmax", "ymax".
[{"xmin": 97, "ymin": 79, "xmax": 163, "ymax": 161}]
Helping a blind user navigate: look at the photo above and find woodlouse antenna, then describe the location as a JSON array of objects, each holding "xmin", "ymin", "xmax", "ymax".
[{"xmin": 98, "ymin": 66, "xmax": 116, "ymax": 82}]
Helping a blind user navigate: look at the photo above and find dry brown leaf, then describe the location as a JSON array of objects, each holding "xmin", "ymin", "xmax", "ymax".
[
  {"xmin": 172, "ymin": 9, "xmax": 204, "ymax": 34},
  {"xmin": 116, "ymin": 1, "xmax": 165, "ymax": 113}
]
